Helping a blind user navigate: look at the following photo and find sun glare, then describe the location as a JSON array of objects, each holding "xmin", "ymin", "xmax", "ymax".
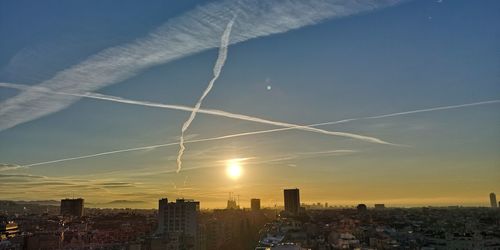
[{"xmin": 226, "ymin": 161, "xmax": 243, "ymax": 180}]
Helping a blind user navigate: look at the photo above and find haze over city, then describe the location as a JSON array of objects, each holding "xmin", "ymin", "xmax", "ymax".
[{"xmin": 1, "ymin": 0, "xmax": 499, "ymax": 209}]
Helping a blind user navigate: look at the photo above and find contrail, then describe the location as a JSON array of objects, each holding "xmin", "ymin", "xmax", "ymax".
[
  {"xmin": 0, "ymin": 82, "xmax": 390, "ymax": 145},
  {"xmin": 353, "ymin": 100, "xmax": 500, "ymax": 120},
  {"xmin": 0, "ymin": 0, "xmax": 403, "ymax": 132},
  {"xmin": 177, "ymin": 18, "xmax": 235, "ymax": 173},
  {"xmin": 16, "ymin": 99, "xmax": 499, "ymax": 168},
  {"xmin": 211, "ymin": 99, "xmax": 500, "ymax": 136}
]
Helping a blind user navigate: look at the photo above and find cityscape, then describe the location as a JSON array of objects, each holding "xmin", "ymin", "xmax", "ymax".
[
  {"xmin": 1, "ymin": 0, "xmax": 500, "ymax": 249},
  {"xmin": 1, "ymin": 190, "xmax": 499, "ymax": 249}
]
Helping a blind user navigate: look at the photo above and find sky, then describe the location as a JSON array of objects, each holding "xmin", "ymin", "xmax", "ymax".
[{"xmin": 0, "ymin": 0, "xmax": 499, "ymax": 209}]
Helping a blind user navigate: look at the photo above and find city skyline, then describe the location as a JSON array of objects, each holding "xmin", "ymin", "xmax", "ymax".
[{"xmin": 1, "ymin": 0, "xmax": 500, "ymax": 208}]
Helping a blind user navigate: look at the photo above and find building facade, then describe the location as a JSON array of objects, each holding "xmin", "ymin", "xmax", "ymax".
[
  {"xmin": 490, "ymin": 193, "xmax": 497, "ymax": 208},
  {"xmin": 284, "ymin": 189, "xmax": 300, "ymax": 215},
  {"xmin": 156, "ymin": 198, "xmax": 200, "ymax": 239},
  {"xmin": 60, "ymin": 198, "xmax": 84, "ymax": 217},
  {"xmin": 251, "ymin": 198, "xmax": 261, "ymax": 211}
]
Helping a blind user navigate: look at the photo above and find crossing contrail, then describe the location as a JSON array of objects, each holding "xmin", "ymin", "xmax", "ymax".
[
  {"xmin": 15, "ymin": 99, "xmax": 499, "ymax": 168},
  {"xmin": 0, "ymin": 83, "xmax": 390, "ymax": 145},
  {"xmin": 0, "ymin": 0, "xmax": 403, "ymax": 132},
  {"xmin": 177, "ymin": 18, "xmax": 235, "ymax": 173}
]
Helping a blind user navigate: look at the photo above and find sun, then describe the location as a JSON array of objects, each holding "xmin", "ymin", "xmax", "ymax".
[{"xmin": 226, "ymin": 161, "xmax": 243, "ymax": 180}]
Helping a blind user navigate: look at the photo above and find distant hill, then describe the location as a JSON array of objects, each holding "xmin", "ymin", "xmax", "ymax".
[
  {"xmin": 0, "ymin": 199, "xmax": 152, "ymax": 209},
  {"xmin": 86, "ymin": 200, "xmax": 149, "ymax": 208},
  {"xmin": 0, "ymin": 200, "xmax": 59, "ymax": 206},
  {"xmin": 107, "ymin": 200, "xmax": 146, "ymax": 204}
]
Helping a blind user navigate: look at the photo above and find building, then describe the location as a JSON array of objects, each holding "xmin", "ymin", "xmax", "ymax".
[
  {"xmin": 26, "ymin": 231, "xmax": 63, "ymax": 249},
  {"xmin": 374, "ymin": 204, "xmax": 385, "ymax": 209},
  {"xmin": 226, "ymin": 193, "xmax": 240, "ymax": 210},
  {"xmin": 490, "ymin": 193, "xmax": 497, "ymax": 208},
  {"xmin": 60, "ymin": 198, "xmax": 84, "ymax": 217},
  {"xmin": 356, "ymin": 204, "xmax": 367, "ymax": 212},
  {"xmin": 251, "ymin": 199, "xmax": 261, "ymax": 211},
  {"xmin": 0, "ymin": 221, "xmax": 19, "ymax": 240},
  {"xmin": 226, "ymin": 198, "xmax": 239, "ymax": 210},
  {"xmin": 156, "ymin": 198, "xmax": 200, "ymax": 240},
  {"xmin": 284, "ymin": 189, "xmax": 300, "ymax": 215}
]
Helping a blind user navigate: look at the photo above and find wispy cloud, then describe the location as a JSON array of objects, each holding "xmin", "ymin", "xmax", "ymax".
[
  {"xmin": 0, "ymin": 0, "xmax": 401, "ymax": 132},
  {"xmin": 0, "ymin": 174, "xmax": 154, "ymax": 205},
  {"xmin": 0, "ymin": 173, "xmax": 46, "ymax": 179},
  {"xmin": 263, "ymin": 149, "xmax": 358, "ymax": 163},
  {"xmin": 14, "ymin": 99, "xmax": 499, "ymax": 168},
  {"xmin": 0, "ymin": 82, "xmax": 390, "ymax": 144},
  {"xmin": 97, "ymin": 182, "xmax": 136, "ymax": 188},
  {"xmin": 0, "ymin": 163, "xmax": 26, "ymax": 172},
  {"xmin": 298, "ymin": 149, "xmax": 357, "ymax": 155},
  {"xmin": 177, "ymin": 18, "xmax": 235, "ymax": 173},
  {"xmin": 103, "ymin": 149, "xmax": 357, "ymax": 178}
]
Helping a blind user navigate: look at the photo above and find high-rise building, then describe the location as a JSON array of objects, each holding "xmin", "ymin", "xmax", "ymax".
[
  {"xmin": 60, "ymin": 198, "xmax": 84, "ymax": 217},
  {"xmin": 156, "ymin": 198, "xmax": 200, "ymax": 239},
  {"xmin": 251, "ymin": 198, "xmax": 261, "ymax": 211},
  {"xmin": 490, "ymin": 193, "xmax": 498, "ymax": 208},
  {"xmin": 284, "ymin": 188, "xmax": 300, "ymax": 215}
]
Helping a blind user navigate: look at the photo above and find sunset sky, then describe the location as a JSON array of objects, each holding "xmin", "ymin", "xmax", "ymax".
[{"xmin": 0, "ymin": 0, "xmax": 499, "ymax": 208}]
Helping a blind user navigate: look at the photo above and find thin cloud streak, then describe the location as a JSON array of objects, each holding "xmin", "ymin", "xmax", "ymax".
[
  {"xmin": 0, "ymin": 0, "xmax": 401, "ymax": 132},
  {"xmin": 177, "ymin": 18, "xmax": 235, "ymax": 173},
  {"xmin": 17, "ymin": 99, "xmax": 499, "ymax": 168},
  {"xmin": 0, "ymin": 163, "xmax": 26, "ymax": 172},
  {"xmin": 0, "ymin": 82, "xmax": 390, "ymax": 144},
  {"xmin": 262, "ymin": 149, "xmax": 358, "ymax": 163},
  {"xmin": 102, "ymin": 149, "xmax": 357, "ymax": 178}
]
